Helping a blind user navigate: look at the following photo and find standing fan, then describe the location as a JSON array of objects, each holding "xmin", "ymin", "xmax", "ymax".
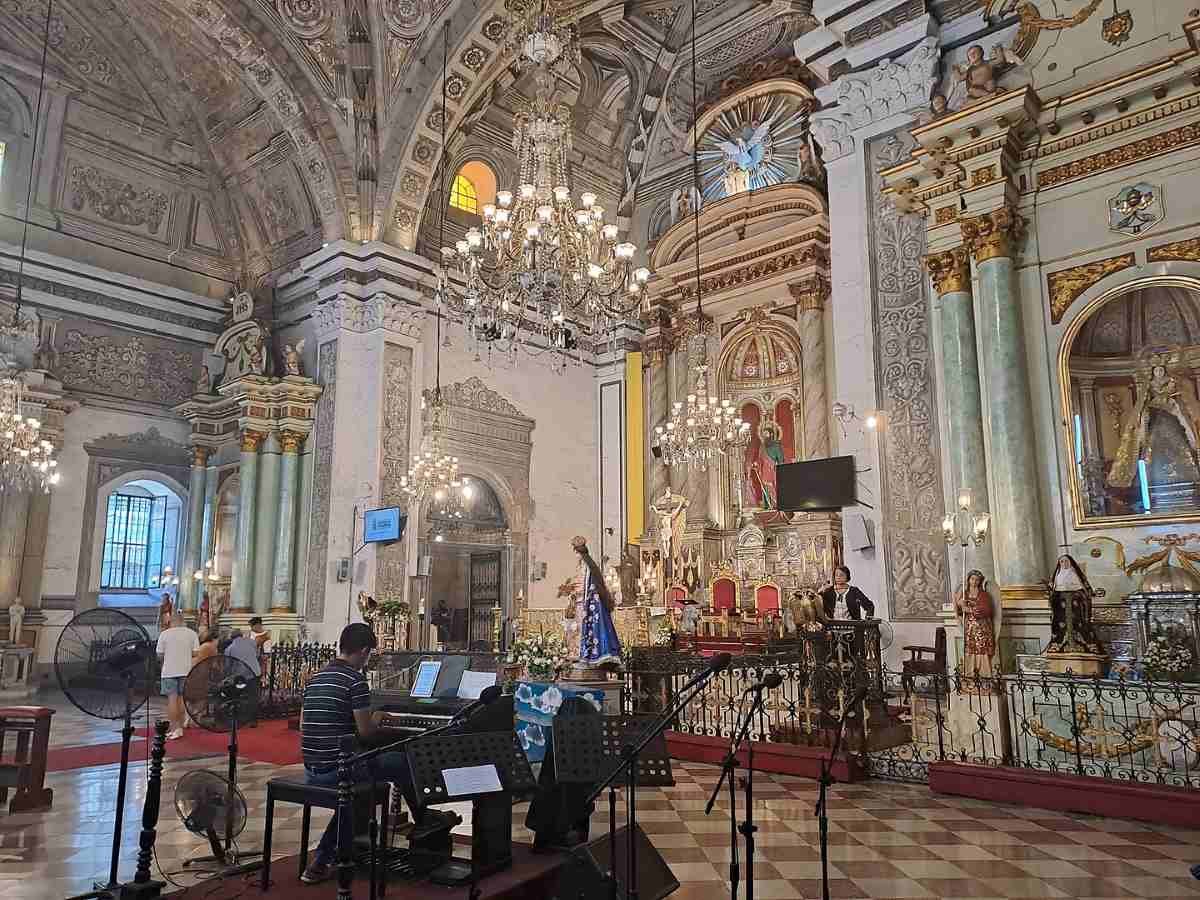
[
  {"xmin": 876, "ymin": 619, "xmax": 894, "ymax": 652},
  {"xmin": 56, "ymin": 608, "xmax": 155, "ymax": 899},
  {"xmin": 181, "ymin": 655, "xmax": 263, "ymax": 873},
  {"xmin": 175, "ymin": 770, "xmax": 250, "ymax": 864}
]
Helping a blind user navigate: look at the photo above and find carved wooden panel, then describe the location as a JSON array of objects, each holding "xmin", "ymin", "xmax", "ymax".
[{"xmin": 867, "ymin": 130, "xmax": 948, "ymax": 619}]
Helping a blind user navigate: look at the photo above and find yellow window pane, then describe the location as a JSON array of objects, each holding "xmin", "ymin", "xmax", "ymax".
[{"xmin": 449, "ymin": 173, "xmax": 477, "ymax": 214}]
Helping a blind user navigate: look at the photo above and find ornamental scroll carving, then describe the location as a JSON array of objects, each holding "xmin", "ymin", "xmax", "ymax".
[
  {"xmin": 315, "ymin": 293, "xmax": 425, "ymax": 335},
  {"xmin": 68, "ymin": 166, "xmax": 169, "ymax": 234},
  {"xmin": 1048, "ymin": 253, "xmax": 1136, "ymax": 324},
  {"xmin": 57, "ymin": 329, "xmax": 196, "ymax": 405},
  {"xmin": 426, "ymin": 376, "xmax": 527, "ymax": 419},
  {"xmin": 868, "ymin": 131, "xmax": 948, "ymax": 619},
  {"xmin": 305, "ymin": 340, "xmax": 337, "ymax": 622},
  {"xmin": 376, "ymin": 344, "xmax": 412, "ymax": 601},
  {"xmin": 810, "ymin": 37, "xmax": 941, "ymax": 162}
]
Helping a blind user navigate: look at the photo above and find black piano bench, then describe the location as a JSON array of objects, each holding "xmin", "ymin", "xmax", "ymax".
[{"xmin": 260, "ymin": 776, "xmax": 391, "ymax": 891}]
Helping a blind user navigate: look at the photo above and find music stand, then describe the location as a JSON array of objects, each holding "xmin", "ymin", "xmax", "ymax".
[
  {"xmin": 555, "ymin": 716, "xmax": 675, "ymax": 900},
  {"xmin": 406, "ymin": 730, "xmax": 535, "ymax": 886}
]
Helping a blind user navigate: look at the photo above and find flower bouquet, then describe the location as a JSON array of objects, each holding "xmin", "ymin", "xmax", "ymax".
[
  {"xmin": 506, "ymin": 631, "xmax": 571, "ymax": 681},
  {"xmin": 1143, "ymin": 623, "xmax": 1196, "ymax": 682}
]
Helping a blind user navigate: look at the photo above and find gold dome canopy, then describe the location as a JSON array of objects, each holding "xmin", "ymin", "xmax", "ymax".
[{"xmin": 1138, "ymin": 563, "xmax": 1200, "ymax": 594}]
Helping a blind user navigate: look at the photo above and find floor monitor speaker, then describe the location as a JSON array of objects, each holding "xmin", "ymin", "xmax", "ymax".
[{"xmin": 548, "ymin": 824, "xmax": 678, "ymax": 900}]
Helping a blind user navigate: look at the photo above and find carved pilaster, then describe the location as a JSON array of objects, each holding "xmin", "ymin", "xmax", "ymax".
[
  {"xmin": 961, "ymin": 207, "xmax": 1026, "ymax": 263},
  {"xmin": 923, "ymin": 247, "xmax": 972, "ymax": 296}
]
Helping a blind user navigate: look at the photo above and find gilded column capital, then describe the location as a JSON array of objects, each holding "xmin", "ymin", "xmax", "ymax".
[
  {"xmin": 961, "ymin": 207, "xmax": 1026, "ymax": 263},
  {"xmin": 642, "ymin": 332, "xmax": 676, "ymax": 366},
  {"xmin": 240, "ymin": 430, "xmax": 264, "ymax": 453},
  {"xmin": 788, "ymin": 275, "xmax": 831, "ymax": 312},
  {"xmin": 191, "ymin": 445, "xmax": 210, "ymax": 467},
  {"xmin": 672, "ymin": 312, "xmax": 712, "ymax": 343},
  {"xmin": 923, "ymin": 247, "xmax": 972, "ymax": 296},
  {"xmin": 280, "ymin": 430, "xmax": 304, "ymax": 454}
]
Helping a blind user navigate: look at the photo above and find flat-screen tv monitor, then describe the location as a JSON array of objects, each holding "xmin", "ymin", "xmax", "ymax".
[
  {"xmin": 776, "ymin": 456, "xmax": 857, "ymax": 511},
  {"xmin": 363, "ymin": 506, "xmax": 405, "ymax": 543}
]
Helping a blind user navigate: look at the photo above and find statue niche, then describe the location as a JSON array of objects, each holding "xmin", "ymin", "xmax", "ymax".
[{"xmin": 1064, "ymin": 280, "xmax": 1200, "ymax": 523}]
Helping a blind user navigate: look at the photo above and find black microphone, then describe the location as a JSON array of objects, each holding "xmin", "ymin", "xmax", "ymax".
[
  {"xmin": 681, "ymin": 651, "xmax": 733, "ymax": 692},
  {"xmin": 743, "ymin": 672, "xmax": 784, "ymax": 694},
  {"xmin": 449, "ymin": 684, "xmax": 504, "ymax": 724}
]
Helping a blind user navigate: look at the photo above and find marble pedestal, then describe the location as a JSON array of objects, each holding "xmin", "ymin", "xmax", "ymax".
[
  {"xmin": 0, "ymin": 645, "xmax": 36, "ymax": 698},
  {"xmin": 947, "ymin": 688, "xmax": 1010, "ymax": 765}
]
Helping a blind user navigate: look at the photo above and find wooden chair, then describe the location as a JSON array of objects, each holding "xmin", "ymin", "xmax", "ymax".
[
  {"xmin": 0, "ymin": 706, "xmax": 54, "ymax": 812},
  {"xmin": 901, "ymin": 627, "xmax": 947, "ymax": 695}
]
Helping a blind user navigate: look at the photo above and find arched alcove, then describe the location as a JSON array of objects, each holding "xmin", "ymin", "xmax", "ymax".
[{"xmin": 91, "ymin": 470, "xmax": 187, "ymax": 608}]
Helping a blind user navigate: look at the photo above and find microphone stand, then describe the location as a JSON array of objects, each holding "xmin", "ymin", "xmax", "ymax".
[
  {"xmin": 741, "ymin": 690, "xmax": 768, "ymax": 900},
  {"xmin": 585, "ymin": 660, "xmax": 730, "ymax": 900},
  {"xmin": 816, "ymin": 690, "xmax": 864, "ymax": 900},
  {"xmin": 704, "ymin": 693, "xmax": 755, "ymax": 900}
]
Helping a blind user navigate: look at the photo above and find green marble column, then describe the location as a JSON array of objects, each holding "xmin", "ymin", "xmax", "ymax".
[
  {"xmin": 231, "ymin": 431, "xmax": 261, "ymax": 612},
  {"xmin": 200, "ymin": 457, "xmax": 218, "ymax": 571},
  {"xmin": 293, "ymin": 438, "xmax": 314, "ymax": 617},
  {"xmin": 927, "ymin": 248, "xmax": 994, "ymax": 586},
  {"xmin": 965, "ymin": 209, "xmax": 1047, "ymax": 601},
  {"xmin": 271, "ymin": 432, "xmax": 302, "ymax": 612},
  {"xmin": 253, "ymin": 431, "xmax": 281, "ymax": 614},
  {"xmin": 181, "ymin": 446, "xmax": 209, "ymax": 610}
]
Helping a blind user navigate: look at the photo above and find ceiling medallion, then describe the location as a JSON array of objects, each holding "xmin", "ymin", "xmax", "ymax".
[
  {"xmin": 1108, "ymin": 182, "xmax": 1162, "ymax": 237},
  {"xmin": 439, "ymin": 0, "xmax": 648, "ymax": 367}
]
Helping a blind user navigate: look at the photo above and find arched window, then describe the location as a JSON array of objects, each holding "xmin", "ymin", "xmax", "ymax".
[
  {"xmin": 450, "ymin": 174, "xmax": 478, "ymax": 214},
  {"xmin": 99, "ymin": 479, "xmax": 183, "ymax": 591}
]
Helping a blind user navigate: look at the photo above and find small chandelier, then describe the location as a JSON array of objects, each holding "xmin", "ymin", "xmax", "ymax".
[
  {"xmin": 654, "ymin": 363, "xmax": 748, "ymax": 471},
  {"xmin": 400, "ymin": 392, "xmax": 461, "ymax": 511},
  {"xmin": 0, "ymin": 373, "xmax": 58, "ymax": 492},
  {"xmin": 503, "ymin": 0, "xmax": 581, "ymax": 74},
  {"xmin": 440, "ymin": 7, "xmax": 649, "ymax": 363}
]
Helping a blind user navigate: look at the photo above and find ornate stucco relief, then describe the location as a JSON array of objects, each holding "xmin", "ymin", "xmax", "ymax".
[
  {"xmin": 429, "ymin": 376, "xmax": 528, "ymax": 419},
  {"xmin": 1047, "ymin": 253, "xmax": 1136, "ymax": 324},
  {"xmin": 56, "ymin": 325, "xmax": 198, "ymax": 405},
  {"xmin": 376, "ymin": 343, "xmax": 413, "ymax": 601},
  {"xmin": 68, "ymin": 165, "xmax": 170, "ymax": 235},
  {"xmin": 867, "ymin": 130, "xmax": 948, "ymax": 619},
  {"xmin": 305, "ymin": 339, "xmax": 337, "ymax": 623},
  {"xmin": 314, "ymin": 293, "xmax": 425, "ymax": 335},
  {"xmin": 810, "ymin": 37, "xmax": 941, "ymax": 162}
]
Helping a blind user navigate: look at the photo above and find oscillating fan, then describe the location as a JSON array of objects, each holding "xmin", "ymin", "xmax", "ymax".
[
  {"xmin": 56, "ymin": 608, "xmax": 155, "ymax": 900},
  {"xmin": 181, "ymin": 655, "xmax": 262, "ymax": 874},
  {"xmin": 175, "ymin": 770, "xmax": 250, "ymax": 865},
  {"xmin": 876, "ymin": 619, "xmax": 895, "ymax": 652}
]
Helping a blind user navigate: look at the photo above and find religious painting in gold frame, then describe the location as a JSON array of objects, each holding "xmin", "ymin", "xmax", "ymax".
[{"xmin": 1059, "ymin": 275, "xmax": 1200, "ymax": 528}]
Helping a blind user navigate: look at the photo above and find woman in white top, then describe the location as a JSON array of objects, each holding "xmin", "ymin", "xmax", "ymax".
[{"xmin": 156, "ymin": 611, "xmax": 199, "ymax": 740}]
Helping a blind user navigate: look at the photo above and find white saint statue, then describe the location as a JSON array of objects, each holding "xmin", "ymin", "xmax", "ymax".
[
  {"xmin": 651, "ymin": 487, "xmax": 688, "ymax": 581},
  {"xmin": 8, "ymin": 598, "xmax": 24, "ymax": 645}
]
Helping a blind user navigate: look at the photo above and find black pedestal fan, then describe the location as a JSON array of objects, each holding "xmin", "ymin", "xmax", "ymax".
[
  {"xmin": 180, "ymin": 655, "xmax": 263, "ymax": 874},
  {"xmin": 56, "ymin": 608, "xmax": 156, "ymax": 900}
]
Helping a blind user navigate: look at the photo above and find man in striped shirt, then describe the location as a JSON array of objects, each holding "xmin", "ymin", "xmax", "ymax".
[{"xmin": 299, "ymin": 623, "xmax": 421, "ymax": 883}]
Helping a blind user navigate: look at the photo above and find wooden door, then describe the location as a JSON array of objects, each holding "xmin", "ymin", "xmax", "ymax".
[{"xmin": 468, "ymin": 551, "xmax": 501, "ymax": 649}]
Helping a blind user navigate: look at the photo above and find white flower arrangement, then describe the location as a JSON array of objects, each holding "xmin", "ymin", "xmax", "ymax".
[
  {"xmin": 1144, "ymin": 627, "xmax": 1196, "ymax": 680},
  {"xmin": 507, "ymin": 631, "xmax": 571, "ymax": 679}
]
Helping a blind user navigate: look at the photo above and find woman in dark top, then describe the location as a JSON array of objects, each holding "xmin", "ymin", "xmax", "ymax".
[{"xmin": 820, "ymin": 565, "xmax": 875, "ymax": 620}]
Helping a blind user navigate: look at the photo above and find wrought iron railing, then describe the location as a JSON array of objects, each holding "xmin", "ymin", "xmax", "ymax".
[
  {"xmin": 624, "ymin": 647, "xmax": 1200, "ymax": 791},
  {"xmin": 258, "ymin": 642, "xmax": 337, "ymax": 718}
]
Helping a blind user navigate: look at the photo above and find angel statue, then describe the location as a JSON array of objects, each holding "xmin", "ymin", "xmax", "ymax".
[
  {"xmin": 949, "ymin": 43, "xmax": 1023, "ymax": 108},
  {"xmin": 718, "ymin": 120, "xmax": 772, "ymax": 197},
  {"xmin": 284, "ymin": 338, "xmax": 306, "ymax": 376}
]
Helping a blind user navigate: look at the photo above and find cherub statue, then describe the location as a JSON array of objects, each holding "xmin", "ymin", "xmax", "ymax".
[
  {"xmin": 283, "ymin": 339, "xmax": 306, "ymax": 376},
  {"xmin": 950, "ymin": 44, "xmax": 1022, "ymax": 108}
]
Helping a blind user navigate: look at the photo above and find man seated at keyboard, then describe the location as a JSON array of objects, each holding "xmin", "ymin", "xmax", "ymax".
[{"xmin": 300, "ymin": 623, "xmax": 448, "ymax": 883}]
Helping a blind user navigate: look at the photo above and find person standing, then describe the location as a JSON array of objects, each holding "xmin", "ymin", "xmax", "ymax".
[
  {"xmin": 820, "ymin": 565, "xmax": 875, "ymax": 620},
  {"xmin": 224, "ymin": 628, "xmax": 262, "ymax": 678},
  {"xmin": 156, "ymin": 611, "xmax": 198, "ymax": 740},
  {"xmin": 249, "ymin": 616, "xmax": 273, "ymax": 656}
]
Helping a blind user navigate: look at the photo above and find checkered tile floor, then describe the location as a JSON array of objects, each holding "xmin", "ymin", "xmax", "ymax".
[{"xmin": 2, "ymin": 708, "xmax": 1200, "ymax": 899}]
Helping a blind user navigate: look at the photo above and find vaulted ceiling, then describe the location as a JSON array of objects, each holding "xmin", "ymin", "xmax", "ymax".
[{"xmin": 0, "ymin": 0, "xmax": 821, "ymax": 286}]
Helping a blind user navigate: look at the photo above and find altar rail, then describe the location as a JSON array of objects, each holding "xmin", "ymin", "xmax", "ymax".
[{"xmin": 621, "ymin": 646, "xmax": 1200, "ymax": 792}]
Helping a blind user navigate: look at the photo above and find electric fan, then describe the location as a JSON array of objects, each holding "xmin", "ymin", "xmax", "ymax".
[
  {"xmin": 175, "ymin": 770, "xmax": 250, "ymax": 865},
  {"xmin": 181, "ymin": 655, "xmax": 263, "ymax": 874},
  {"xmin": 876, "ymin": 619, "xmax": 895, "ymax": 652},
  {"xmin": 56, "ymin": 608, "xmax": 155, "ymax": 900}
]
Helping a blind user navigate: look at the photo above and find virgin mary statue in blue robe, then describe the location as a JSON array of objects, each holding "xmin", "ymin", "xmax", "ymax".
[{"xmin": 572, "ymin": 536, "xmax": 622, "ymax": 669}]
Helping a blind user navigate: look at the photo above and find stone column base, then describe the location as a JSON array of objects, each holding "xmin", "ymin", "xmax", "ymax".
[{"xmin": 1044, "ymin": 651, "xmax": 1107, "ymax": 677}]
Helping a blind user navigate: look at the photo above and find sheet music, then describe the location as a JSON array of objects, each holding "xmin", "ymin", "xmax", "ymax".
[
  {"xmin": 457, "ymin": 670, "xmax": 497, "ymax": 699},
  {"xmin": 442, "ymin": 764, "xmax": 503, "ymax": 797}
]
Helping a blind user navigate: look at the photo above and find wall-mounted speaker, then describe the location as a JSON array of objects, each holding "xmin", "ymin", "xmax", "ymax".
[{"xmin": 418, "ymin": 556, "xmax": 432, "ymax": 577}]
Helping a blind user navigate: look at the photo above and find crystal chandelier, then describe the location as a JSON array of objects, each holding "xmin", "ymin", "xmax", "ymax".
[
  {"xmin": 503, "ymin": 0, "xmax": 581, "ymax": 74},
  {"xmin": 399, "ymin": 393, "xmax": 461, "ymax": 512},
  {"xmin": 439, "ymin": 8, "xmax": 649, "ymax": 363},
  {"xmin": 0, "ymin": 372, "xmax": 58, "ymax": 492},
  {"xmin": 654, "ymin": 363, "xmax": 748, "ymax": 471}
]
